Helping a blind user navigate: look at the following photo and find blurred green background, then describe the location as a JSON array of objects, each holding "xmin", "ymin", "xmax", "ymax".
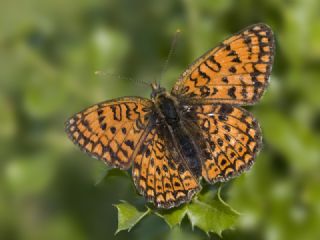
[{"xmin": 1, "ymin": 0, "xmax": 320, "ymax": 239}]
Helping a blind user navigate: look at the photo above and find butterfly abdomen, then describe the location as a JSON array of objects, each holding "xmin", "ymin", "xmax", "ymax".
[{"xmin": 172, "ymin": 125, "xmax": 202, "ymax": 177}]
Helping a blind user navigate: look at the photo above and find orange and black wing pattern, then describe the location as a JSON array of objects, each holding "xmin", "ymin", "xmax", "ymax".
[
  {"xmin": 132, "ymin": 126, "xmax": 200, "ymax": 208},
  {"xmin": 65, "ymin": 97, "xmax": 153, "ymax": 169},
  {"xmin": 172, "ymin": 23, "xmax": 274, "ymax": 105},
  {"xmin": 188, "ymin": 104, "xmax": 262, "ymax": 183},
  {"xmin": 65, "ymin": 23, "xmax": 275, "ymax": 209}
]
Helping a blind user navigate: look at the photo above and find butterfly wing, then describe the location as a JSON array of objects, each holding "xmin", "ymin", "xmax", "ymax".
[
  {"xmin": 183, "ymin": 104, "xmax": 262, "ymax": 183},
  {"xmin": 172, "ymin": 23, "xmax": 275, "ymax": 105},
  {"xmin": 173, "ymin": 23, "xmax": 274, "ymax": 182},
  {"xmin": 132, "ymin": 125, "xmax": 201, "ymax": 209},
  {"xmin": 65, "ymin": 97, "xmax": 153, "ymax": 169}
]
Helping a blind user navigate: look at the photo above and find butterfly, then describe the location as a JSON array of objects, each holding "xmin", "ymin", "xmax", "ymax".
[{"xmin": 65, "ymin": 23, "xmax": 275, "ymax": 209}]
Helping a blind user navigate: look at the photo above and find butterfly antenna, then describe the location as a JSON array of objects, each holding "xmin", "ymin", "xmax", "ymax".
[
  {"xmin": 94, "ymin": 71, "xmax": 149, "ymax": 87},
  {"xmin": 158, "ymin": 29, "xmax": 181, "ymax": 86},
  {"xmin": 132, "ymin": 78, "xmax": 150, "ymax": 87}
]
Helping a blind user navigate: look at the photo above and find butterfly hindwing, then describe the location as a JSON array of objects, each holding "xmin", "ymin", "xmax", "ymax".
[
  {"xmin": 187, "ymin": 104, "xmax": 262, "ymax": 183},
  {"xmin": 172, "ymin": 23, "xmax": 275, "ymax": 105},
  {"xmin": 65, "ymin": 97, "xmax": 153, "ymax": 169},
  {"xmin": 132, "ymin": 126, "xmax": 201, "ymax": 208}
]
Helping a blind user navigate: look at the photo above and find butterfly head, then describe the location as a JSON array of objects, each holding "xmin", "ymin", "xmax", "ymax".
[{"xmin": 150, "ymin": 82, "xmax": 166, "ymax": 100}]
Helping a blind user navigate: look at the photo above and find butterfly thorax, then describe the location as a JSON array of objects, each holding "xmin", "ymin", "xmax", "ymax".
[
  {"xmin": 153, "ymin": 91, "xmax": 180, "ymax": 125},
  {"xmin": 151, "ymin": 82, "xmax": 181, "ymax": 124}
]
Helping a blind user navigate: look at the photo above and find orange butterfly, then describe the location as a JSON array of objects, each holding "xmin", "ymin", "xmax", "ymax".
[{"xmin": 65, "ymin": 24, "xmax": 275, "ymax": 209}]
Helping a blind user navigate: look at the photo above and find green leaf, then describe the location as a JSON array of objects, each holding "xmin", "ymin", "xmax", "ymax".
[
  {"xmin": 114, "ymin": 188, "xmax": 239, "ymax": 235},
  {"xmin": 156, "ymin": 188, "xmax": 239, "ymax": 236},
  {"xmin": 156, "ymin": 205, "xmax": 188, "ymax": 228},
  {"xmin": 114, "ymin": 201, "xmax": 150, "ymax": 234},
  {"xmin": 187, "ymin": 196, "xmax": 239, "ymax": 236}
]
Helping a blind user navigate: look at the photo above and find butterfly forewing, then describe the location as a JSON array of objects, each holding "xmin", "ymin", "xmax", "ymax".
[
  {"xmin": 65, "ymin": 97, "xmax": 153, "ymax": 169},
  {"xmin": 172, "ymin": 23, "xmax": 274, "ymax": 105}
]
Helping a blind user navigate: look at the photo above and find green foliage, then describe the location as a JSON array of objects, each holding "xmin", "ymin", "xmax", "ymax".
[
  {"xmin": 114, "ymin": 202, "xmax": 150, "ymax": 234},
  {"xmin": 156, "ymin": 204, "xmax": 187, "ymax": 228},
  {"xmin": 1, "ymin": 0, "xmax": 320, "ymax": 239},
  {"xmin": 115, "ymin": 188, "xmax": 239, "ymax": 236}
]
